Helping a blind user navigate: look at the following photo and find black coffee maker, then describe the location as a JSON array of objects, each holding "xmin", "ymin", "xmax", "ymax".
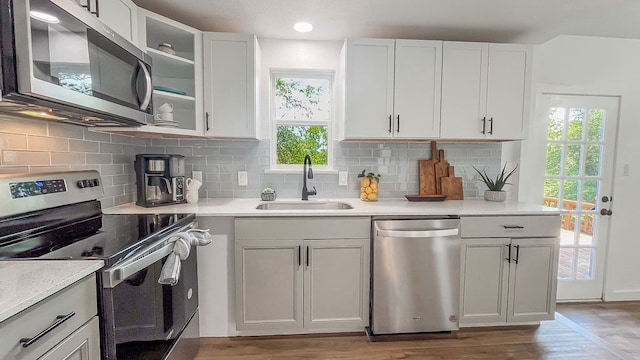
[{"xmin": 134, "ymin": 154, "xmax": 186, "ymax": 207}]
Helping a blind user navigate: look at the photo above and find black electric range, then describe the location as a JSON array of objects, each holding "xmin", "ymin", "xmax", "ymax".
[{"xmin": 0, "ymin": 170, "xmax": 202, "ymax": 360}]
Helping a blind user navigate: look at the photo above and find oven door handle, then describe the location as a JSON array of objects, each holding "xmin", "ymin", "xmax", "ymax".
[
  {"xmin": 103, "ymin": 221, "xmax": 197, "ymax": 288},
  {"xmin": 104, "ymin": 243, "xmax": 175, "ymax": 288}
]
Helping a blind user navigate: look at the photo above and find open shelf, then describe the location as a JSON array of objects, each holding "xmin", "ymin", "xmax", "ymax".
[
  {"xmin": 147, "ymin": 48, "xmax": 195, "ymax": 79},
  {"xmin": 153, "ymin": 90, "xmax": 195, "ymax": 102}
]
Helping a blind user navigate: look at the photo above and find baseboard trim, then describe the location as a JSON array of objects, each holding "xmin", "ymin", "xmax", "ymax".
[{"xmin": 604, "ymin": 290, "xmax": 640, "ymax": 302}]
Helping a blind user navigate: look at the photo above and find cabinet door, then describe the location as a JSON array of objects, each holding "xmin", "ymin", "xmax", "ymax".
[
  {"xmin": 507, "ymin": 237, "xmax": 560, "ymax": 323},
  {"xmin": 393, "ymin": 40, "xmax": 442, "ymax": 139},
  {"xmin": 39, "ymin": 317, "xmax": 100, "ymax": 360},
  {"xmin": 303, "ymin": 239, "xmax": 370, "ymax": 329},
  {"xmin": 344, "ymin": 38, "xmax": 395, "ymax": 139},
  {"xmin": 440, "ymin": 42, "xmax": 489, "ymax": 139},
  {"xmin": 235, "ymin": 240, "xmax": 303, "ymax": 331},
  {"xmin": 98, "ymin": 0, "xmax": 138, "ymax": 43},
  {"xmin": 203, "ymin": 32, "xmax": 257, "ymax": 138},
  {"xmin": 459, "ymin": 238, "xmax": 511, "ymax": 326},
  {"xmin": 485, "ymin": 44, "xmax": 531, "ymax": 140}
]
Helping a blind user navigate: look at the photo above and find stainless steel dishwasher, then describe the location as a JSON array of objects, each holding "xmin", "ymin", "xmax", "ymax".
[{"xmin": 371, "ymin": 217, "xmax": 461, "ymax": 335}]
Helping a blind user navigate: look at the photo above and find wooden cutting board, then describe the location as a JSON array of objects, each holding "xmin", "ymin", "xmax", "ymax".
[
  {"xmin": 419, "ymin": 142, "xmax": 438, "ymax": 195},
  {"xmin": 434, "ymin": 149, "xmax": 449, "ymax": 194},
  {"xmin": 441, "ymin": 165, "xmax": 464, "ymax": 200}
]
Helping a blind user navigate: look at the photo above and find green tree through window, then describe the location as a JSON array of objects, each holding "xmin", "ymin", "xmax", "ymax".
[
  {"xmin": 272, "ymin": 74, "xmax": 331, "ymax": 166},
  {"xmin": 544, "ymin": 108, "xmax": 604, "ymax": 203}
]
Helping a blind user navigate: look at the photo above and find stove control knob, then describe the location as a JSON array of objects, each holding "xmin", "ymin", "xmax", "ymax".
[
  {"xmin": 92, "ymin": 179, "xmax": 100, "ymax": 187},
  {"xmin": 77, "ymin": 180, "xmax": 86, "ymax": 188}
]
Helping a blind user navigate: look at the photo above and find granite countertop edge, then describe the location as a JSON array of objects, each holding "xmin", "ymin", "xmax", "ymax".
[{"xmin": 0, "ymin": 260, "xmax": 104, "ymax": 323}]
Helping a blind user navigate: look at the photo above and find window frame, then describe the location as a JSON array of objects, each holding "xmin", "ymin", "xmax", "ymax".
[{"xmin": 269, "ymin": 69, "xmax": 334, "ymax": 171}]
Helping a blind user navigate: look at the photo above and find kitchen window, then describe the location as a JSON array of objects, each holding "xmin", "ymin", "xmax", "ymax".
[{"xmin": 270, "ymin": 71, "xmax": 333, "ymax": 170}]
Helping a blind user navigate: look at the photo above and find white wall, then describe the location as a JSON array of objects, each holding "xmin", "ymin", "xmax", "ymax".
[
  {"xmin": 257, "ymin": 38, "xmax": 343, "ymax": 139},
  {"xmin": 521, "ymin": 35, "xmax": 640, "ymax": 301}
]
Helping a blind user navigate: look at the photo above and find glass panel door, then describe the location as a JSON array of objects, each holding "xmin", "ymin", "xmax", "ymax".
[
  {"xmin": 540, "ymin": 95, "xmax": 619, "ymax": 300},
  {"xmin": 27, "ymin": 0, "xmax": 150, "ymax": 112}
]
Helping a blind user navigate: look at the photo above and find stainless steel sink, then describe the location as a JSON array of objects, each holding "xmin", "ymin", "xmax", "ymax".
[{"xmin": 255, "ymin": 201, "xmax": 354, "ymax": 210}]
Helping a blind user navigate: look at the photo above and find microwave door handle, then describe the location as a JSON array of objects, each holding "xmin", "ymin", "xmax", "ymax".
[{"xmin": 138, "ymin": 60, "xmax": 153, "ymax": 111}]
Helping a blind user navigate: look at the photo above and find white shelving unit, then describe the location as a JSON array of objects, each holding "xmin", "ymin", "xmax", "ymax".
[{"xmin": 94, "ymin": 8, "xmax": 203, "ymax": 138}]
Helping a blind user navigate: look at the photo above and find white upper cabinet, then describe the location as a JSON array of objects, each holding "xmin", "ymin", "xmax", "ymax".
[
  {"xmin": 97, "ymin": 0, "xmax": 138, "ymax": 43},
  {"xmin": 340, "ymin": 38, "xmax": 442, "ymax": 140},
  {"xmin": 73, "ymin": 0, "xmax": 138, "ymax": 43},
  {"xmin": 440, "ymin": 42, "xmax": 532, "ymax": 140},
  {"xmin": 203, "ymin": 32, "xmax": 260, "ymax": 139},
  {"xmin": 138, "ymin": 10, "xmax": 204, "ymax": 136}
]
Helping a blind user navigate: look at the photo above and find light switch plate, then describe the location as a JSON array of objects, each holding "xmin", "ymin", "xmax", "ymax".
[
  {"xmin": 238, "ymin": 171, "xmax": 248, "ymax": 186},
  {"xmin": 338, "ymin": 171, "xmax": 348, "ymax": 186},
  {"xmin": 192, "ymin": 171, "xmax": 203, "ymax": 183}
]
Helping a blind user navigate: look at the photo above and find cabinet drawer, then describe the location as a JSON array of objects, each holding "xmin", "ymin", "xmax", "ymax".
[
  {"xmin": 0, "ymin": 275, "xmax": 97, "ymax": 360},
  {"xmin": 460, "ymin": 216, "xmax": 560, "ymax": 238}
]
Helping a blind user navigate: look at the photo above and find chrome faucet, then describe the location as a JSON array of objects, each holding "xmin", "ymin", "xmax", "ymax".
[{"xmin": 302, "ymin": 155, "xmax": 317, "ymax": 200}]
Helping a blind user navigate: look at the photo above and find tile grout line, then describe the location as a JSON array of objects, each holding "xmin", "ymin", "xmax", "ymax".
[{"xmin": 555, "ymin": 312, "xmax": 634, "ymax": 360}]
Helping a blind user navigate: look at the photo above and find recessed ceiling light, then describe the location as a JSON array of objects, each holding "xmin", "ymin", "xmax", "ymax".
[
  {"xmin": 294, "ymin": 22, "xmax": 313, "ymax": 33},
  {"xmin": 30, "ymin": 10, "xmax": 60, "ymax": 24}
]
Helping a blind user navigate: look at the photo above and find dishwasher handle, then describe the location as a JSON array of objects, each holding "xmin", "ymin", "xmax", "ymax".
[{"xmin": 376, "ymin": 228, "xmax": 459, "ymax": 238}]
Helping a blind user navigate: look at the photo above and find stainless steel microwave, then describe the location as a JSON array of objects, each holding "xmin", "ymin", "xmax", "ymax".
[{"xmin": 0, "ymin": 0, "xmax": 153, "ymax": 127}]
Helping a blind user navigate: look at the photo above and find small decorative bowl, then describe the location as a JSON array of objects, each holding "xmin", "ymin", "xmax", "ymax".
[
  {"xmin": 157, "ymin": 43, "xmax": 176, "ymax": 55},
  {"xmin": 261, "ymin": 191, "xmax": 276, "ymax": 201}
]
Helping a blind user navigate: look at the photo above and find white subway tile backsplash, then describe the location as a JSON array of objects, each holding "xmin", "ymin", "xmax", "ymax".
[
  {"xmin": 69, "ymin": 139, "xmax": 99, "ymax": 153},
  {"xmin": 51, "ymin": 152, "xmax": 85, "ymax": 165},
  {"xmin": 2, "ymin": 150, "xmax": 50, "ymax": 165},
  {"xmin": 28, "ymin": 135, "xmax": 69, "ymax": 151},
  {"xmin": 0, "ymin": 133, "xmax": 27, "ymax": 149}
]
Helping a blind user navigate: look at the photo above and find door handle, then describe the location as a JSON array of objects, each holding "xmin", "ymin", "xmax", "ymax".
[
  {"xmin": 514, "ymin": 245, "xmax": 520, "ymax": 264},
  {"xmin": 481, "ymin": 117, "xmax": 486, "ymax": 134},
  {"xmin": 396, "ymin": 115, "xmax": 400, "ymax": 133},
  {"xmin": 376, "ymin": 228, "xmax": 459, "ymax": 238},
  {"xmin": 206, "ymin": 112, "xmax": 211, "ymax": 131},
  {"xmin": 305, "ymin": 246, "xmax": 310, "ymax": 267},
  {"xmin": 298, "ymin": 246, "xmax": 301, "ymax": 267},
  {"xmin": 20, "ymin": 312, "xmax": 76, "ymax": 348},
  {"xmin": 505, "ymin": 244, "xmax": 512, "ymax": 262},
  {"xmin": 600, "ymin": 208, "xmax": 613, "ymax": 216},
  {"xmin": 488, "ymin": 117, "xmax": 494, "ymax": 135},
  {"xmin": 137, "ymin": 60, "xmax": 152, "ymax": 111},
  {"xmin": 388, "ymin": 115, "xmax": 392, "ymax": 133}
]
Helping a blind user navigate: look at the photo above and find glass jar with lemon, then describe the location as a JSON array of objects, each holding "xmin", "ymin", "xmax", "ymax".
[{"xmin": 358, "ymin": 170, "xmax": 380, "ymax": 201}]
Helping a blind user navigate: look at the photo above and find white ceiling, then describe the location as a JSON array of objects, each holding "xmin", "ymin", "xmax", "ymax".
[{"xmin": 132, "ymin": 0, "xmax": 640, "ymax": 44}]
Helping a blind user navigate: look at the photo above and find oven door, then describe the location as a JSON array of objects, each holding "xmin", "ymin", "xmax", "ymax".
[
  {"xmin": 8, "ymin": 0, "xmax": 153, "ymax": 124},
  {"xmin": 100, "ymin": 234, "xmax": 199, "ymax": 359}
]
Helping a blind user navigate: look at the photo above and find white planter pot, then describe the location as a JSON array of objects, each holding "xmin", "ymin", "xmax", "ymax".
[{"xmin": 484, "ymin": 190, "xmax": 506, "ymax": 202}]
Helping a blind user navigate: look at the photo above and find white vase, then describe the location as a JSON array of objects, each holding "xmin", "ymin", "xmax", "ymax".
[{"xmin": 484, "ymin": 190, "xmax": 506, "ymax": 202}]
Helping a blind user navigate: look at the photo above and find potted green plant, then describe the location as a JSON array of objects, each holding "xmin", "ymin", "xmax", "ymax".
[{"xmin": 472, "ymin": 163, "xmax": 518, "ymax": 202}]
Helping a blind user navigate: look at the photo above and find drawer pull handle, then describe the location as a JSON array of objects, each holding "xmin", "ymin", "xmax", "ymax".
[
  {"xmin": 503, "ymin": 225, "xmax": 524, "ymax": 229},
  {"xmin": 20, "ymin": 312, "xmax": 75, "ymax": 348}
]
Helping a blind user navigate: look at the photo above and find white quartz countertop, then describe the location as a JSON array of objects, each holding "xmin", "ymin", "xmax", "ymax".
[
  {"xmin": 0, "ymin": 260, "xmax": 103, "ymax": 323},
  {"xmin": 105, "ymin": 198, "xmax": 562, "ymax": 217}
]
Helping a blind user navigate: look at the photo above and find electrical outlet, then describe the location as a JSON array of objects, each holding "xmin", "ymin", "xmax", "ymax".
[
  {"xmin": 339, "ymin": 171, "xmax": 348, "ymax": 186},
  {"xmin": 192, "ymin": 171, "xmax": 203, "ymax": 183},
  {"xmin": 238, "ymin": 171, "xmax": 248, "ymax": 186}
]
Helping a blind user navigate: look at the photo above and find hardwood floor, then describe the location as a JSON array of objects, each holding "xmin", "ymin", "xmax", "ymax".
[{"xmin": 195, "ymin": 302, "xmax": 640, "ymax": 359}]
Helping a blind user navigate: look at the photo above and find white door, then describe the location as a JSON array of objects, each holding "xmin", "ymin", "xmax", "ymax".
[
  {"xmin": 485, "ymin": 44, "xmax": 531, "ymax": 140},
  {"xmin": 539, "ymin": 95, "xmax": 619, "ymax": 300},
  {"xmin": 459, "ymin": 238, "xmax": 510, "ymax": 325},
  {"xmin": 440, "ymin": 42, "xmax": 488, "ymax": 139},
  {"xmin": 393, "ymin": 40, "xmax": 442, "ymax": 139},
  {"xmin": 203, "ymin": 32, "xmax": 257, "ymax": 138},
  {"xmin": 507, "ymin": 238, "xmax": 559, "ymax": 322},
  {"xmin": 235, "ymin": 240, "xmax": 303, "ymax": 330},
  {"xmin": 344, "ymin": 38, "xmax": 395, "ymax": 139},
  {"xmin": 303, "ymin": 239, "xmax": 369, "ymax": 329}
]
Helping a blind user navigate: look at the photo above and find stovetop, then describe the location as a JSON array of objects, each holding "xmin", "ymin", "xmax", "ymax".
[{"xmin": 0, "ymin": 200, "xmax": 195, "ymax": 267}]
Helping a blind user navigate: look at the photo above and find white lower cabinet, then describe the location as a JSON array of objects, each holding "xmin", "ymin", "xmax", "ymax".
[
  {"xmin": 459, "ymin": 216, "xmax": 560, "ymax": 327},
  {"xmin": 39, "ymin": 317, "xmax": 100, "ymax": 360},
  {"xmin": 235, "ymin": 218, "xmax": 370, "ymax": 334},
  {"xmin": 0, "ymin": 275, "xmax": 99, "ymax": 360}
]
